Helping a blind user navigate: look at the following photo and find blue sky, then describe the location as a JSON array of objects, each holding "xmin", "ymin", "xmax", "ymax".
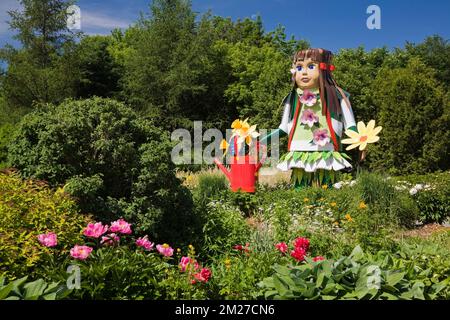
[{"xmin": 0, "ymin": 0, "xmax": 449, "ymax": 53}]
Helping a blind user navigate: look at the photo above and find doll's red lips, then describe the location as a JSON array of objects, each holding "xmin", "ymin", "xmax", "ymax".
[{"xmin": 301, "ymin": 77, "xmax": 310, "ymax": 82}]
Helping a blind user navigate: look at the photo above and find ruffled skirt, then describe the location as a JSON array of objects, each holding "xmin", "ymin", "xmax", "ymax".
[{"xmin": 277, "ymin": 150, "xmax": 352, "ymax": 172}]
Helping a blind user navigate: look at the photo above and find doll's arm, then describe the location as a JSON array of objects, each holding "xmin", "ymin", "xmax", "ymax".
[
  {"xmin": 259, "ymin": 128, "xmax": 287, "ymax": 145},
  {"xmin": 341, "ymin": 98, "xmax": 357, "ymax": 132}
]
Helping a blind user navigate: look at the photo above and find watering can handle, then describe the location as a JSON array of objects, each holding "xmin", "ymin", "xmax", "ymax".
[{"xmin": 214, "ymin": 157, "xmax": 232, "ymax": 181}]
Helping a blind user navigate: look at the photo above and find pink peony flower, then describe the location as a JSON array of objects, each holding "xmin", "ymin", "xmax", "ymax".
[
  {"xmin": 109, "ymin": 219, "xmax": 132, "ymax": 235},
  {"xmin": 136, "ymin": 235, "xmax": 154, "ymax": 251},
  {"xmin": 101, "ymin": 233, "xmax": 120, "ymax": 246},
  {"xmin": 313, "ymin": 256, "xmax": 325, "ymax": 262},
  {"xmin": 300, "ymin": 109, "xmax": 319, "ymax": 128},
  {"xmin": 179, "ymin": 256, "xmax": 199, "ymax": 272},
  {"xmin": 290, "ymin": 247, "xmax": 306, "ymax": 262},
  {"xmin": 37, "ymin": 232, "xmax": 58, "ymax": 247},
  {"xmin": 313, "ymin": 128, "xmax": 330, "ymax": 147},
  {"xmin": 70, "ymin": 245, "xmax": 93, "ymax": 260},
  {"xmin": 300, "ymin": 89, "xmax": 318, "ymax": 107},
  {"xmin": 193, "ymin": 268, "xmax": 212, "ymax": 283},
  {"xmin": 156, "ymin": 243, "xmax": 174, "ymax": 257},
  {"xmin": 83, "ymin": 222, "xmax": 108, "ymax": 238},
  {"xmin": 293, "ymin": 237, "xmax": 310, "ymax": 251},
  {"xmin": 275, "ymin": 242, "xmax": 288, "ymax": 254}
]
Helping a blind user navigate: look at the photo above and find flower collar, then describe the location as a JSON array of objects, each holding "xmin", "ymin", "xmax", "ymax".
[{"xmin": 296, "ymin": 87, "xmax": 320, "ymax": 96}]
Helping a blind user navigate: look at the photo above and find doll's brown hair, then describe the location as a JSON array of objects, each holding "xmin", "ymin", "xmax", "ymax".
[{"xmin": 292, "ymin": 48, "xmax": 350, "ymax": 117}]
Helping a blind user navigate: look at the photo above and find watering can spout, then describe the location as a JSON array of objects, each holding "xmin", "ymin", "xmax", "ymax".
[{"xmin": 214, "ymin": 157, "xmax": 232, "ymax": 182}]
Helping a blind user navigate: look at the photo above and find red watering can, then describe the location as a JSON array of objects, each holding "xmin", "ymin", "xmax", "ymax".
[{"xmin": 214, "ymin": 140, "xmax": 266, "ymax": 193}]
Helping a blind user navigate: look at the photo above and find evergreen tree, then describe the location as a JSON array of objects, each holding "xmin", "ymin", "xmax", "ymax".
[{"xmin": 0, "ymin": 0, "xmax": 80, "ymax": 110}]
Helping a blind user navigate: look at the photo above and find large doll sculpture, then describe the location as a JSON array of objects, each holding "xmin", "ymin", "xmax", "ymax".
[{"xmin": 261, "ymin": 48, "xmax": 359, "ymax": 189}]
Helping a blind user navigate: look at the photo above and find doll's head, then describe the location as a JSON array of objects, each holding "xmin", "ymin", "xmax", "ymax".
[{"xmin": 292, "ymin": 48, "xmax": 346, "ymax": 115}]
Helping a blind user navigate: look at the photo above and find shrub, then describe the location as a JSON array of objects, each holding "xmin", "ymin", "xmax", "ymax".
[
  {"xmin": 194, "ymin": 171, "xmax": 229, "ymax": 203},
  {"xmin": 199, "ymin": 200, "xmax": 252, "ymax": 259},
  {"xmin": 46, "ymin": 246, "xmax": 209, "ymax": 300},
  {"xmin": 7, "ymin": 97, "xmax": 196, "ymax": 245},
  {"xmin": 0, "ymin": 172, "xmax": 89, "ymax": 280},
  {"xmin": 393, "ymin": 172, "xmax": 450, "ymax": 223},
  {"xmin": 0, "ymin": 123, "xmax": 15, "ymax": 169},
  {"xmin": 40, "ymin": 219, "xmax": 211, "ymax": 300},
  {"xmin": 353, "ymin": 171, "xmax": 419, "ymax": 229}
]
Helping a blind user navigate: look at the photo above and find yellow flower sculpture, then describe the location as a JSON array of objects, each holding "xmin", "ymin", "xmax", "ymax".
[
  {"xmin": 231, "ymin": 118, "xmax": 260, "ymax": 146},
  {"xmin": 342, "ymin": 120, "xmax": 382, "ymax": 151},
  {"xmin": 220, "ymin": 118, "xmax": 260, "ymax": 157}
]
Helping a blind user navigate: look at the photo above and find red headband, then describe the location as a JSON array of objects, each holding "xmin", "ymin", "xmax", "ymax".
[{"xmin": 319, "ymin": 63, "xmax": 335, "ymax": 71}]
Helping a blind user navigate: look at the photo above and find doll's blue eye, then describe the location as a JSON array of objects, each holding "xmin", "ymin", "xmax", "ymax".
[
  {"xmin": 308, "ymin": 64, "xmax": 315, "ymax": 70},
  {"xmin": 296, "ymin": 66, "xmax": 303, "ymax": 71}
]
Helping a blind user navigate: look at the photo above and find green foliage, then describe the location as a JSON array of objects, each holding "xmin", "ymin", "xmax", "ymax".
[
  {"xmin": 223, "ymin": 190, "xmax": 261, "ymax": 217},
  {"xmin": 333, "ymin": 47, "xmax": 390, "ymax": 122},
  {"xmin": 0, "ymin": 123, "xmax": 16, "ymax": 169},
  {"xmin": 222, "ymin": 41, "xmax": 294, "ymax": 130},
  {"xmin": 200, "ymin": 200, "xmax": 251, "ymax": 259},
  {"xmin": 0, "ymin": 0, "xmax": 81, "ymax": 110},
  {"xmin": 393, "ymin": 172, "xmax": 450, "ymax": 223},
  {"xmin": 208, "ymin": 248, "xmax": 281, "ymax": 299},
  {"xmin": 259, "ymin": 245, "xmax": 450, "ymax": 300},
  {"xmin": 74, "ymin": 35, "xmax": 122, "ymax": 98},
  {"xmin": 369, "ymin": 58, "xmax": 447, "ymax": 174},
  {"xmin": 354, "ymin": 171, "xmax": 419, "ymax": 229},
  {"xmin": 46, "ymin": 246, "xmax": 208, "ymax": 300},
  {"xmin": 7, "ymin": 97, "xmax": 196, "ymax": 245},
  {"xmin": 405, "ymin": 35, "xmax": 450, "ymax": 88},
  {"xmin": 0, "ymin": 172, "xmax": 89, "ymax": 280},
  {"xmin": 0, "ymin": 276, "xmax": 71, "ymax": 300},
  {"xmin": 194, "ymin": 172, "xmax": 229, "ymax": 203}
]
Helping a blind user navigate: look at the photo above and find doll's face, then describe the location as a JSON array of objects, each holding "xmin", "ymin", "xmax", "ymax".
[{"xmin": 294, "ymin": 58, "xmax": 320, "ymax": 90}]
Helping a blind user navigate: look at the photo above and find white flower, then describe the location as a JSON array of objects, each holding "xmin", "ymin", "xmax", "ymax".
[
  {"xmin": 414, "ymin": 184, "xmax": 424, "ymax": 190},
  {"xmin": 333, "ymin": 182, "xmax": 343, "ymax": 189},
  {"xmin": 409, "ymin": 188, "xmax": 418, "ymax": 196},
  {"xmin": 350, "ymin": 180, "xmax": 357, "ymax": 187}
]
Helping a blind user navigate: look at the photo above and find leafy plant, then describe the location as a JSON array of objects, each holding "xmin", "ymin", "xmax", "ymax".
[
  {"xmin": 7, "ymin": 97, "xmax": 196, "ymax": 245},
  {"xmin": 0, "ymin": 276, "xmax": 71, "ymax": 300},
  {"xmin": 0, "ymin": 171, "xmax": 90, "ymax": 280},
  {"xmin": 199, "ymin": 200, "xmax": 251, "ymax": 259},
  {"xmin": 258, "ymin": 245, "xmax": 449, "ymax": 300}
]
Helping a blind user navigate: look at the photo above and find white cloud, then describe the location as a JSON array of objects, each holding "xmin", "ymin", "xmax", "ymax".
[
  {"xmin": 81, "ymin": 11, "xmax": 131, "ymax": 31},
  {"xmin": 0, "ymin": 1, "xmax": 131, "ymax": 37}
]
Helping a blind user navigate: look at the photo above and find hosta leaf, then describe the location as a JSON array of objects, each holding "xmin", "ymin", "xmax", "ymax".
[
  {"xmin": 386, "ymin": 271, "xmax": 405, "ymax": 286},
  {"xmin": 273, "ymin": 276, "xmax": 289, "ymax": 297},
  {"xmin": 23, "ymin": 280, "xmax": 47, "ymax": 300},
  {"xmin": 0, "ymin": 282, "xmax": 14, "ymax": 300},
  {"xmin": 379, "ymin": 292, "xmax": 399, "ymax": 300}
]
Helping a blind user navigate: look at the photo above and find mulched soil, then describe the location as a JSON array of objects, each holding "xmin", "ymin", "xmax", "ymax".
[{"xmin": 400, "ymin": 223, "xmax": 450, "ymax": 239}]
